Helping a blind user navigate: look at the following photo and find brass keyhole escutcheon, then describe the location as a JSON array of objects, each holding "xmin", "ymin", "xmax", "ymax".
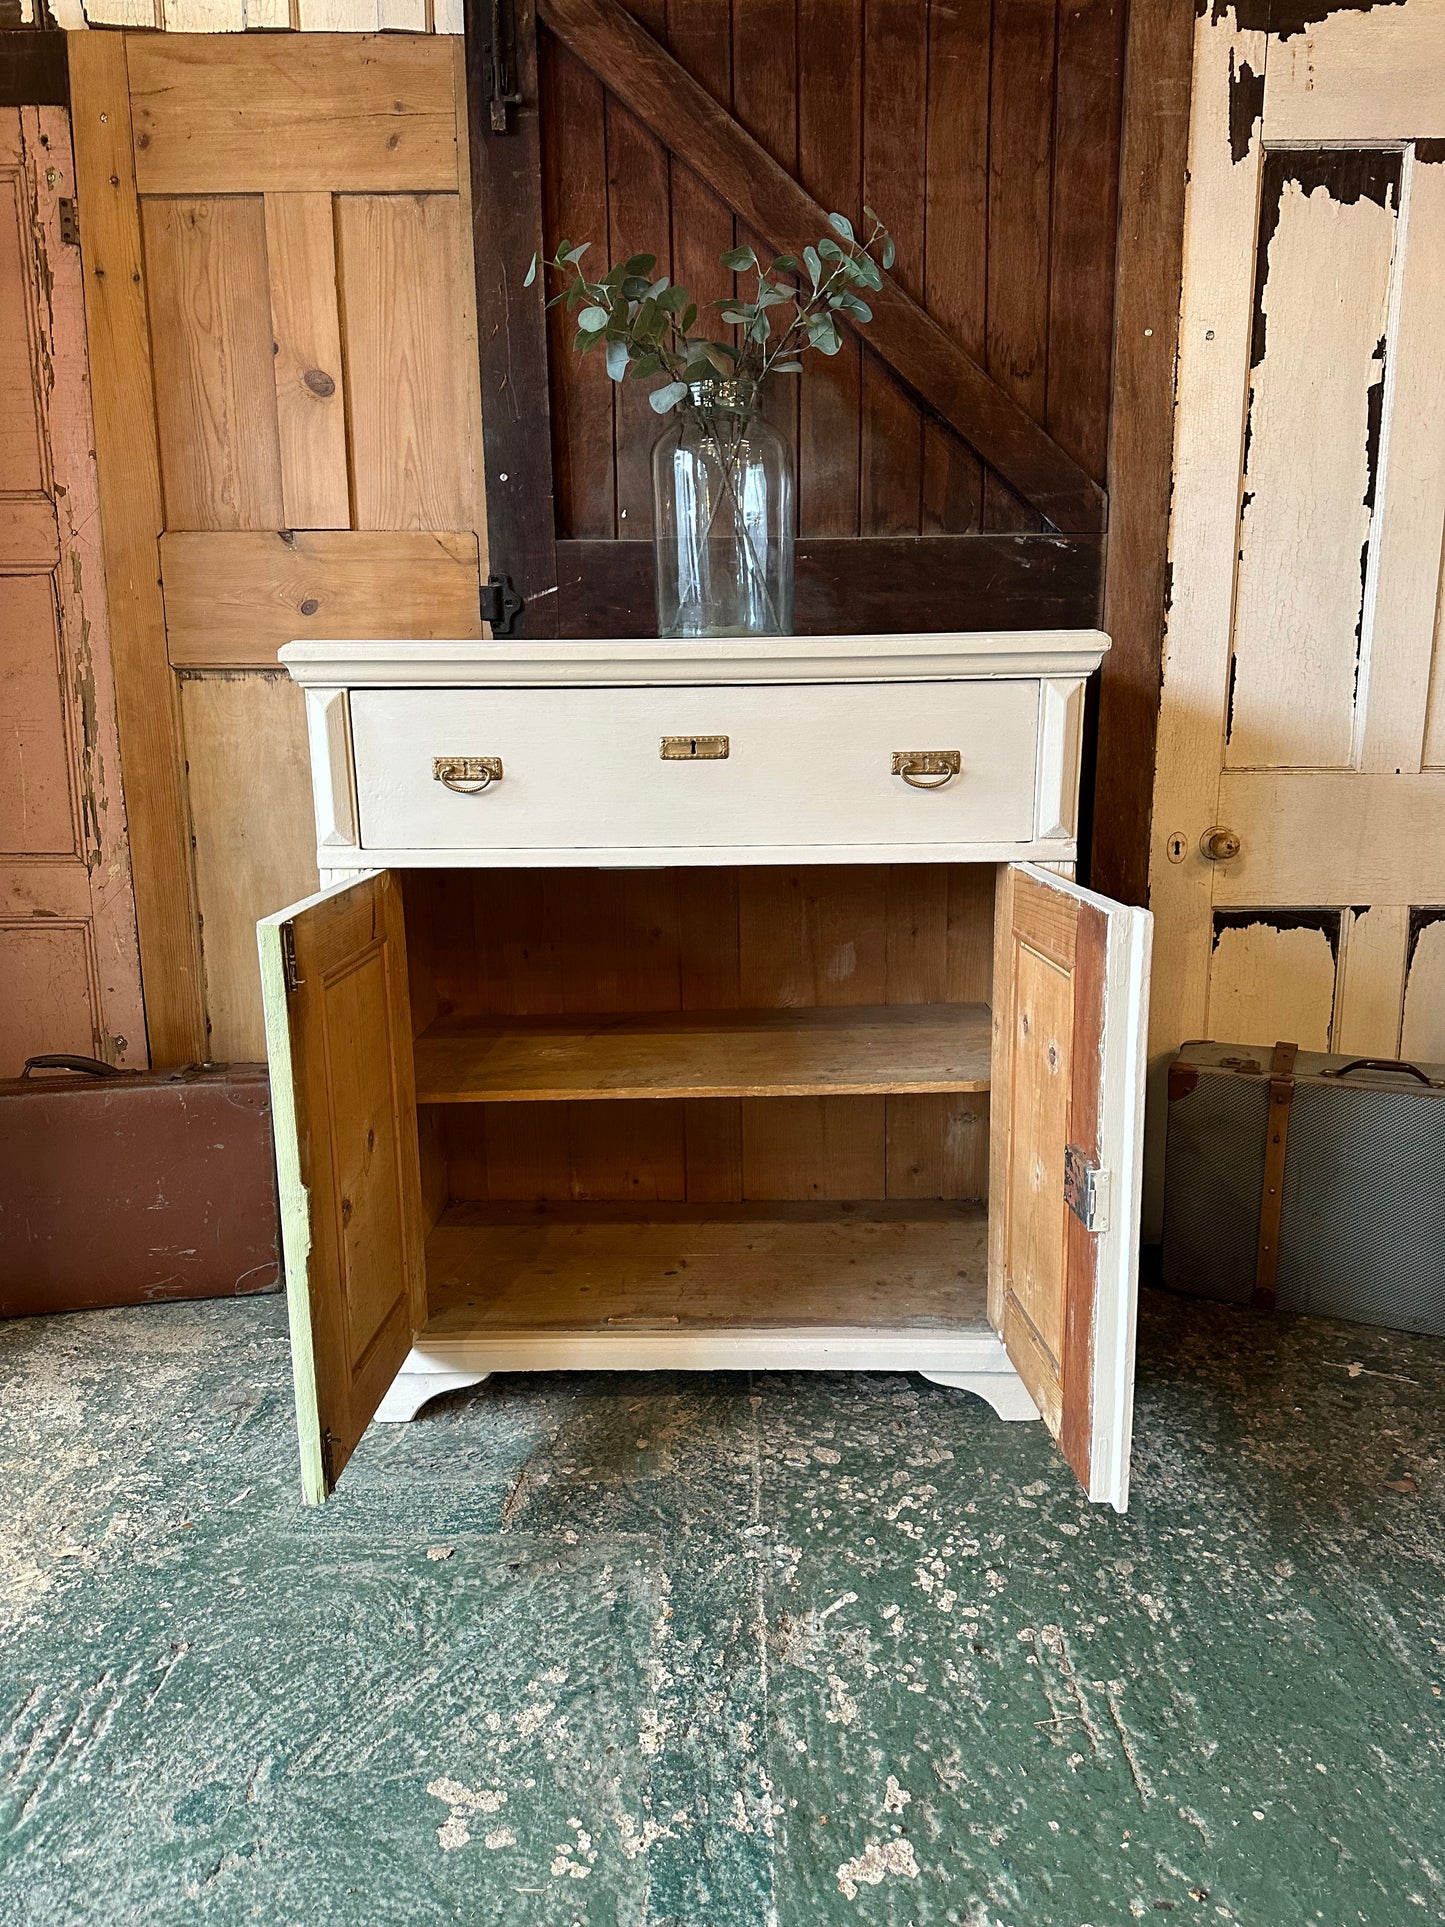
[{"xmin": 1200, "ymin": 826, "xmax": 1241, "ymax": 862}]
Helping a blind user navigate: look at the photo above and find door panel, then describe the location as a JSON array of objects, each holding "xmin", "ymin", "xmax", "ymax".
[
  {"xmin": 0, "ymin": 106, "xmax": 145, "ymax": 1076},
  {"xmin": 992, "ymin": 863, "xmax": 1151, "ymax": 1510},
  {"xmin": 259, "ymin": 870, "xmax": 424, "ymax": 1504},
  {"xmin": 1150, "ymin": 7, "xmax": 1445, "ymax": 1231}
]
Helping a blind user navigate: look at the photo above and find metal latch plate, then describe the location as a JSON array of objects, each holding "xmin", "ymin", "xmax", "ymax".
[
  {"xmin": 1063, "ymin": 1144, "xmax": 1110, "ymax": 1234},
  {"xmin": 891, "ymin": 750, "xmax": 961, "ymax": 777},
  {"xmin": 660, "ymin": 735, "xmax": 729, "ymax": 760}
]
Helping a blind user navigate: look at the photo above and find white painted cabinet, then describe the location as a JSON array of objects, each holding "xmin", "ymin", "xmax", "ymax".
[{"xmin": 258, "ymin": 634, "xmax": 1151, "ymax": 1510}]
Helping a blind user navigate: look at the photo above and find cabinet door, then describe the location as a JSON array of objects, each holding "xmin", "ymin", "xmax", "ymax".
[
  {"xmin": 258, "ymin": 871, "xmax": 424, "ymax": 1504},
  {"xmin": 991, "ymin": 864, "xmax": 1152, "ymax": 1509}
]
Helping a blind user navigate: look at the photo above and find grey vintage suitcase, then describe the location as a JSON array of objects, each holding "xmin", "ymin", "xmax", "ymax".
[{"xmin": 1162, "ymin": 1041, "xmax": 1445, "ymax": 1336}]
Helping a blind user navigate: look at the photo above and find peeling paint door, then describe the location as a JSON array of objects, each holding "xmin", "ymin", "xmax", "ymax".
[
  {"xmin": 258, "ymin": 872, "xmax": 425, "ymax": 1505},
  {"xmin": 1149, "ymin": 2, "xmax": 1445, "ymax": 1228},
  {"xmin": 0, "ymin": 107, "xmax": 144, "ymax": 1075},
  {"xmin": 992, "ymin": 865, "xmax": 1152, "ymax": 1512}
]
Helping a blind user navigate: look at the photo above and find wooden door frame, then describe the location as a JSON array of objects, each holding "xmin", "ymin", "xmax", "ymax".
[{"xmin": 69, "ymin": 31, "xmax": 208, "ymax": 1064}]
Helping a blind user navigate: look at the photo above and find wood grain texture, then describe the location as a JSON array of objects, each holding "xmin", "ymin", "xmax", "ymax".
[
  {"xmin": 1333, "ymin": 903, "xmax": 1407, "ymax": 1059},
  {"xmin": 1091, "ymin": 0, "xmax": 1193, "ymax": 903},
  {"xmin": 536, "ymin": 0, "xmax": 1107, "ymax": 531},
  {"xmin": 467, "ymin": 0, "xmax": 559, "ymax": 631},
  {"xmin": 554, "ymin": 533, "xmax": 1103, "ymax": 635},
  {"xmin": 182, "ymin": 672, "xmax": 319, "ymax": 1059},
  {"xmin": 260, "ymin": 870, "xmax": 424, "ymax": 1497},
  {"xmin": 142, "ymin": 194, "xmax": 284, "ymax": 531},
  {"xmin": 1207, "ymin": 913, "xmax": 1338, "ymax": 1055},
  {"xmin": 128, "ymin": 34, "xmax": 458, "ymax": 193},
  {"xmin": 336, "ymin": 192, "xmax": 474, "ymax": 530},
  {"xmin": 161, "ymin": 530, "xmax": 484, "ymax": 667},
  {"xmin": 414, "ymin": 1001, "xmax": 993, "ymax": 1102},
  {"xmin": 424, "ymin": 1199, "xmax": 990, "ymax": 1332},
  {"xmin": 69, "ymin": 33, "xmax": 206, "ymax": 1063},
  {"xmin": 264, "ymin": 193, "xmax": 350, "ymax": 531}
]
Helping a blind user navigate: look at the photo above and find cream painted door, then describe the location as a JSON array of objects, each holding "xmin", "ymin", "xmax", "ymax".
[
  {"xmin": 0, "ymin": 107, "xmax": 144, "ymax": 1075},
  {"xmin": 1149, "ymin": 2, "xmax": 1445, "ymax": 1225}
]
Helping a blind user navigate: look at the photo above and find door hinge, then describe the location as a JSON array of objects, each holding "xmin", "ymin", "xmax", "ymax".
[
  {"xmin": 468, "ymin": 0, "xmax": 524, "ymax": 132},
  {"xmin": 1064, "ymin": 1145, "xmax": 1110, "ymax": 1235},
  {"xmin": 321, "ymin": 1428, "xmax": 337, "ymax": 1492},
  {"xmin": 481, "ymin": 573, "xmax": 523, "ymax": 636},
  {"xmin": 58, "ymin": 198, "xmax": 80, "ymax": 248},
  {"xmin": 280, "ymin": 922, "xmax": 304, "ymax": 994}
]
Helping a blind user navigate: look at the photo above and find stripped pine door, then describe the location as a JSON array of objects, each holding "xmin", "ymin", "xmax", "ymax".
[
  {"xmin": 259, "ymin": 871, "xmax": 425, "ymax": 1504},
  {"xmin": 990, "ymin": 864, "xmax": 1151, "ymax": 1511},
  {"xmin": 70, "ymin": 31, "xmax": 488, "ymax": 1063},
  {"xmin": 0, "ymin": 106, "xmax": 145, "ymax": 1076},
  {"xmin": 1149, "ymin": 0, "xmax": 1445, "ymax": 1219}
]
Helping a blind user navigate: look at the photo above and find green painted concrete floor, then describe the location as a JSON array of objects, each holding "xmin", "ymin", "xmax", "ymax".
[{"xmin": 1, "ymin": 1290, "xmax": 1442, "ymax": 1927}]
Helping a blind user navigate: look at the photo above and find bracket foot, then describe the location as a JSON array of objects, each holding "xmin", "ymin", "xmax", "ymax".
[
  {"xmin": 919, "ymin": 1370, "xmax": 1039, "ymax": 1422},
  {"xmin": 375, "ymin": 1369, "xmax": 490, "ymax": 1424}
]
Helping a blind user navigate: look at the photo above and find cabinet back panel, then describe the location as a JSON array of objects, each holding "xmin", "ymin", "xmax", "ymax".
[
  {"xmin": 401, "ymin": 863, "xmax": 994, "ymax": 1020},
  {"xmin": 433, "ymin": 1093, "xmax": 989, "ymax": 1206}
]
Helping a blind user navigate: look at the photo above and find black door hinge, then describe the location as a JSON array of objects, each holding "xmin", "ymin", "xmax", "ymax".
[
  {"xmin": 59, "ymin": 198, "xmax": 79, "ymax": 248},
  {"xmin": 281, "ymin": 922, "xmax": 304, "ymax": 995},
  {"xmin": 321, "ymin": 1428, "xmax": 337, "ymax": 1492},
  {"xmin": 468, "ymin": 0, "xmax": 524, "ymax": 133},
  {"xmin": 481, "ymin": 573, "xmax": 524, "ymax": 636}
]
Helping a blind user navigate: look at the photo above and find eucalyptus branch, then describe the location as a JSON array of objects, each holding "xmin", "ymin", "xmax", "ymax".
[{"xmin": 523, "ymin": 207, "xmax": 896, "ymax": 415}]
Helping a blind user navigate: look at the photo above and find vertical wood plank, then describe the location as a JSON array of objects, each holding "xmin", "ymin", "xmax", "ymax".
[
  {"xmin": 732, "ymin": 0, "xmax": 799, "ymax": 457},
  {"xmin": 69, "ymin": 33, "xmax": 206, "ymax": 1062},
  {"xmin": 741, "ymin": 1096, "xmax": 886, "ymax": 1200},
  {"xmin": 859, "ymin": 0, "xmax": 926, "ymax": 535},
  {"xmin": 451, "ymin": 38, "xmax": 490, "ymax": 574},
  {"xmin": 263, "ymin": 192, "xmax": 350, "ymax": 531},
  {"xmin": 738, "ymin": 867, "xmax": 888, "ymax": 1007},
  {"xmin": 1047, "ymin": 0, "xmax": 1124, "ymax": 484},
  {"xmin": 1359, "ymin": 150, "xmax": 1445, "ymax": 774},
  {"xmin": 1092, "ymin": 0, "xmax": 1194, "ymax": 903},
  {"xmin": 921, "ymin": 0, "xmax": 990, "ymax": 533},
  {"xmin": 141, "ymin": 195, "xmax": 284, "ymax": 531},
  {"xmin": 885, "ymin": 1094, "xmax": 990, "ymax": 1201},
  {"xmin": 667, "ymin": 0, "xmax": 737, "ymax": 365},
  {"xmin": 984, "ymin": 0, "xmax": 1055, "ymax": 532},
  {"xmin": 539, "ymin": 31, "xmax": 615, "ymax": 539},
  {"xmin": 606, "ymin": 0, "xmax": 671, "ymax": 537},
  {"xmin": 796, "ymin": 0, "xmax": 861, "ymax": 536},
  {"xmin": 1401, "ymin": 911, "xmax": 1445, "ymax": 1064},
  {"xmin": 336, "ymin": 192, "xmax": 473, "ymax": 530},
  {"xmin": 1334, "ymin": 903, "xmax": 1407, "ymax": 1058},
  {"xmin": 466, "ymin": 0, "xmax": 559, "ymax": 632}
]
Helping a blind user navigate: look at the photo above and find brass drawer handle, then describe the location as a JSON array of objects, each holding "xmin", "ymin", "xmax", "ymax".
[
  {"xmin": 892, "ymin": 750, "xmax": 961, "ymax": 790},
  {"xmin": 434, "ymin": 756, "xmax": 502, "ymax": 794}
]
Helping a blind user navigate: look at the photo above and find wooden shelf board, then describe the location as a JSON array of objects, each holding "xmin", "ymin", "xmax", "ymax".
[
  {"xmin": 414, "ymin": 1001, "xmax": 992, "ymax": 1104},
  {"xmin": 422, "ymin": 1200, "xmax": 989, "ymax": 1338}
]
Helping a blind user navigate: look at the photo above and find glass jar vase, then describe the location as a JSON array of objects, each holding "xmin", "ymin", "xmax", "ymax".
[{"xmin": 651, "ymin": 378, "xmax": 795, "ymax": 638}]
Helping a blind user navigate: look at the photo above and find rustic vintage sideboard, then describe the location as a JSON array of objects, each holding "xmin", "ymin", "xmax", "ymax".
[{"xmin": 259, "ymin": 634, "xmax": 1151, "ymax": 1509}]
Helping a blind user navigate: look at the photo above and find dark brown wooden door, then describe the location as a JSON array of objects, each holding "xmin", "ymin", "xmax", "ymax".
[{"xmin": 466, "ymin": 0, "xmax": 1124, "ymax": 638}]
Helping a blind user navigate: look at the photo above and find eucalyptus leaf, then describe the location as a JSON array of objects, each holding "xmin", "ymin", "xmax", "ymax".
[
  {"xmin": 573, "ymin": 327, "xmax": 605, "ymax": 354},
  {"xmin": 649, "ymin": 380, "xmax": 689, "ymax": 414},
  {"xmin": 623, "ymin": 252, "xmax": 658, "ymax": 277},
  {"xmin": 772, "ymin": 359, "xmax": 804, "ymax": 373},
  {"xmin": 680, "ymin": 303, "xmax": 697, "ymax": 333},
  {"xmin": 577, "ymin": 304, "xmax": 610, "ymax": 330},
  {"xmin": 770, "ymin": 254, "xmax": 799, "ymax": 273},
  {"xmin": 721, "ymin": 244, "xmax": 757, "ymax": 271},
  {"xmin": 817, "ymin": 237, "xmax": 843, "ymax": 262},
  {"xmin": 629, "ymin": 352, "xmax": 664, "ymax": 379},
  {"xmin": 827, "ymin": 211, "xmax": 855, "ymax": 243},
  {"xmin": 882, "ymin": 235, "xmax": 896, "ymax": 270},
  {"xmin": 803, "ymin": 245, "xmax": 822, "ymax": 288},
  {"xmin": 605, "ymin": 336, "xmax": 630, "ymax": 382},
  {"xmin": 524, "ymin": 252, "xmax": 540, "ymax": 287},
  {"xmin": 718, "ymin": 309, "xmax": 749, "ymax": 326}
]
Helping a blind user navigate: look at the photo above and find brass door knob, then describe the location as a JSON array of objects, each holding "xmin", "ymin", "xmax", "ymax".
[{"xmin": 1200, "ymin": 826, "xmax": 1241, "ymax": 861}]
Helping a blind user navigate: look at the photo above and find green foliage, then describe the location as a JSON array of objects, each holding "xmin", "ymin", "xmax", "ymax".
[{"xmin": 523, "ymin": 209, "xmax": 897, "ymax": 415}]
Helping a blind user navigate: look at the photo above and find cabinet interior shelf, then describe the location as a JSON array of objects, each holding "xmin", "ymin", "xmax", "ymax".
[
  {"xmin": 423, "ymin": 1200, "xmax": 990, "ymax": 1343},
  {"xmin": 414, "ymin": 1000, "xmax": 992, "ymax": 1105}
]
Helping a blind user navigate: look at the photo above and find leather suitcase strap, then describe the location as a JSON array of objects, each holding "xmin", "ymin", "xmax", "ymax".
[{"xmin": 1253, "ymin": 1039, "xmax": 1298, "ymax": 1309}]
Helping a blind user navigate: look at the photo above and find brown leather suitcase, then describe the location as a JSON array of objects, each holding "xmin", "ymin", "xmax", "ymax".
[{"xmin": 0, "ymin": 1057, "xmax": 281, "ymax": 1317}]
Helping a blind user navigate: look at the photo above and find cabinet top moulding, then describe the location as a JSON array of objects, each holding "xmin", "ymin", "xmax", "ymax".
[{"xmin": 278, "ymin": 631, "xmax": 1111, "ymax": 688}]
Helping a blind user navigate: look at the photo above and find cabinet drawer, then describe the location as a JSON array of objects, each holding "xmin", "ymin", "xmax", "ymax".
[{"xmin": 350, "ymin": 681, "xmax": 1041, "ymax": 854}]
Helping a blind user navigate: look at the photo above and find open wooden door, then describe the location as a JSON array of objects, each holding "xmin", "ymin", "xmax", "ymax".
[
  {"xmin": 258, "ymin": 872, "xmax": 424, "ymax": 1505},
  {"xmin": 991, "ymin": 864, "xmax": 1151, "ymax": 1510}
]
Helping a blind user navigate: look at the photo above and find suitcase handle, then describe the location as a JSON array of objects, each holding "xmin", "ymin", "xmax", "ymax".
[
  {"xmin": 1324, "ymin": 1056, "xmax": 1441, "ymax": 1088},
  {"xmin": 21, "ymin": 1053, "xmax": 127, "ymax": 1079}
]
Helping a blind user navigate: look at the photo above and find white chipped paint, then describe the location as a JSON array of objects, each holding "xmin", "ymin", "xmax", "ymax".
[{"xmin": 425, "ymin": 1778, "xmax": 507, "ymax": 1852}]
